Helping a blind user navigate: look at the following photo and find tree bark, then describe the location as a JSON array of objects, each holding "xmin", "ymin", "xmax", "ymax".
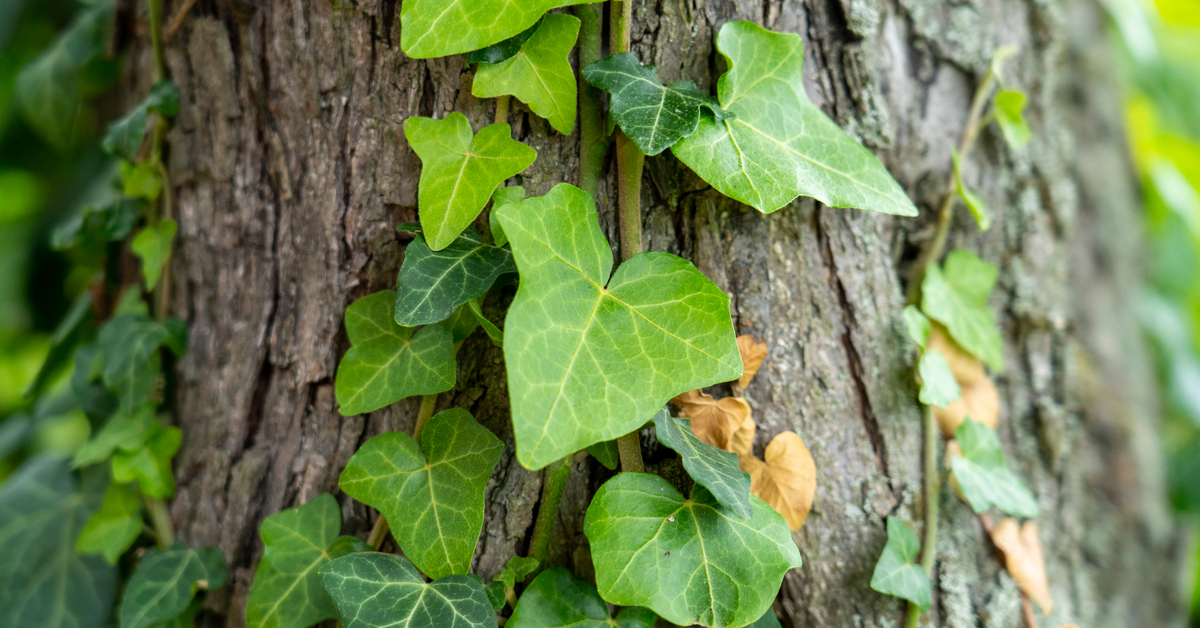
[{"xmin": 151, "ymin": 0, "xmax": 1187, "ymax": 626}]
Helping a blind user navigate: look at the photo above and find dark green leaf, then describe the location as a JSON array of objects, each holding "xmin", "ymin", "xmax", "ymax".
[
  {"xmin": 97, "ymin": 313, "xmax": 188, "ymax": 410},
  {"xmin": 111, "ymin": 423, "xmax": 181, "ymax": 498},
  {"xmin": 484, "ymin": 581, "xmax": 507, "ymax": 611},
  {"xmin": 71, "ymin": 344, "xmax": 118, "ymax": 421},
  {"xmin": 102, "ymin": 81, "xmax": 181, "ymax": 160},
  {"xmin": 586, "ymin": 440, "xmax": 619, "ymax": 470},
  {"xmin": 467, "ymin": 299, "xmax": 504, "ymax": 348},
  {"xmin": 747, "ymin": 609, "xmax": 784, "ymax": 628},
  {"xmin": 131, "ymin": 219, "xmax": 177, "ymax": 290},
  {"xmin": 25, "ymin": 291, "xmax": 93, "ymax": 400},
  {"xmin": 920, "ymin": 249, "xmax": 1004, "ymax": 371},
  {"xmin": 917, "ymin": 350, "xmax": 961, "ymax": 409},
  {"xmin": 508, "ymin": 568, "xmax": 655, "ymax": 628},
  {"xmin": 395, "ymin": 227, "xmax": 515, "ymax": 326},
  {"xmin": 950, "ymin": 418, "xmax": 1039, "ymax": 518},
  {"xmin": 869, "ymin": 516, "xmax": 932, "ymax": 611},
  {"xmin": 466, "ymin": 18, "xmax": 543, "ymax": 64},
  {"xmin": 76, "ymin": 481, "xmax": 143, "ymax": 564},
  {"xmin": 652, "ymin": 408, "xmax": 752, "ymax": 518},
  {"xmin": 118, "ymin": 545, "xmax": 227, "ymax": 628},
  {"xmin": 473, "ymin": 15, "xmax": 581, "ymax": 135}
]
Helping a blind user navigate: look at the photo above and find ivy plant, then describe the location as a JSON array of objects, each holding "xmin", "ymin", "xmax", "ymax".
[
  {"xmin": 920, "ymin": 249, "xmax": 1004, "ymax": 370},
  {"xmin": 473, "ymin": 14, "xmax": 582, "ymax": 135},
  {"xmin": 870, "ymin": 516, "xmax": 932, "ymax": 611},
  {"xmin": 394, "ymin": 226, "xmax": 515, "ymax": 327},
  {"xmin": 118, "ymin": 545, "xmax": 227, "ymax": 628},
  {"xmin": 508, "ymin": 568, "xmax": 657, "ymax": 628},
  {"xmin": 950, "ymin": 418, "xmax": 1040, "ymax": 518},
  {"xmin": 400, "ymin": 0, "xmax": 597, "ymax": 59}
]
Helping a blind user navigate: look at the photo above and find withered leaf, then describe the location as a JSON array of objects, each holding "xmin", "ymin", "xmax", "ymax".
[
  {"xmin": 736, "ymin": 335, "xmax": 769, "ymax": 389},
  {"xmin": 674, "ymin": 390, "xmax": 753, "ymax": 452},
  {"xmin": 933, "ymin": 375, "xmax": 999, "ymax": 438},
  {"xmin": 738, "ymin": 431, "xmax": 816, "ymax": 530},
  {"xmin": 990, "ymin": 518, "xmax": 1052, "ymax": 614}
]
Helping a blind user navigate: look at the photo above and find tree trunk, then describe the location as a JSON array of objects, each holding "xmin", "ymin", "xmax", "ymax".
[{"xmin": 154, "ymin": 0, "xmax": 1187, "ymax": 626}]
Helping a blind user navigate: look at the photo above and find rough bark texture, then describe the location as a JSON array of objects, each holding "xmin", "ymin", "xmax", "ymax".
[{"xmin": 145, "ymin": 0, "xmax": 1188, "ymax": 626}]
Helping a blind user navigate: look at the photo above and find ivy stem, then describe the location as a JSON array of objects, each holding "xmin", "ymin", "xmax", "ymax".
[
  {"xmin": 528, "ymin": 457, "xmax": 572, "ymax": 566},
  {"xmin": 574, "ymin": 3, "xmax": 607, "ymax": 197},
  {"xmin": 367, "ymin": 392, "xmax": 441, "ymax": 550},
  {"xmin": 367, "ymin": 517, "xmax": 391, "ymax": 550},
  {"xmin": 905, "ymin": 405, "xmax": 942, "ymax": 628},
  {"xmin": 495, "ymin": 95, "xmax": 511, "ymax": 126},
  {"xmin": 145, "ymin": 496, "xmax": 174, "ymax": 548}
]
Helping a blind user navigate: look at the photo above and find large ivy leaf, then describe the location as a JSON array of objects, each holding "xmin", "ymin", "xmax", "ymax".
[
  {"xmin": 496, "ymin": 184, "xmax": 742, "ymax": 470},
  {"xmin": 582, "ymin": 53, "xmax": 732, "ymax": 156},
  {"xmin": 584, "ymin": 473, "xmax": 801, "ymax": 627},
  {"xmin": 246, "ymin": 493, "xmax": 370, "ymax": 628},
  {"xmin": 320, "ymin": 552, "xmax": 497, "ymax": 628},
  {"xmin": 651, "ymin": 408, "xmax": 752, "ymax": 519},
  {"xmin": 920, "ymin": 249, "xmax": 1004, "ymax": 371},
  {"xmin": 949, "ymin": 419, "xmax": 1039, "ymax": 518},
  {"xmin": 97, "ymin": 313, "xmax": 188, "ymax": 410},
  {"xmin": 76, "ymin": 481, "xmax": 143, "ymax": 565},
  {"xmin": 102, "ymin": 80, "xmax": 181, "ymax": 160},
  {"xmin": 404, "ymin": 113, "xmax": 537, "ymax": 251},
  {"xmin": 131, "ymin": 219, "xmax": 178, "ymax": 291},
  {"xmin": 0, "ymin": 456, "xmax": 116, "ymax": 628},
  {"xmin": 869, "ymin": 516, "xmax": 932, "ymax": 611},
  {"xmin": 118, "ymin": 545, "xmax": 227, "ymax": 628},
  {"xmin": 508, "ymin": 568, "xmax": 657, "ymax": 628},
  {"xmin": 917, "ymin": 350, "xmax": 961, "ymax": 409},
  {"xmin": 672, "ymin": 22, "xmax": 917, "ymax": 216},
  {"xmin": 338, "ymin": 409, "xmax": 503, "ymax": 579},
  {"xmin": 395, "ymin": 227, "xmax": 515, "ymax": 327},
  {"xmin": 334, "ymin": 291, "xmax": 456, "ymax": 415},
  {"xmin": 473, "ymin": 14, "xmax": 580, "ymax": 135},
  {"xmin": 400, "ymin": 0, "xmax": 596, "ymax": 59}
]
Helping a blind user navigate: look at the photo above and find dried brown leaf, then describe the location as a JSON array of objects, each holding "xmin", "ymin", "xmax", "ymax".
[
  {"xmin": 674, "ymin": 390, "xmax": 753, "ymax": 451},
  {"xmin": 738, "ymin": 432, "xmax": 816, "ymax": 530},
  {"xmin": 990, "ymin": 518, "xmax": 1053, "ymax": 614},
  {"xmin": 928, "ymin": 324, "xmax": 985, "ymax": 385},
  {"xmin": 933, "ymin": 375, "xmax": 999, "ymax": 438},
  {"xmin": 726, "ymin": 412, "xmax": 756, "ymax": 456},
  {"xmin": 736, "ymin": 335, "xmax": 769, "ymax": 389}
]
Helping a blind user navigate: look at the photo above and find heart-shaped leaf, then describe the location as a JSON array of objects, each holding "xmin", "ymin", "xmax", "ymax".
[
  {"xmin": 496, "ymin": 184, "xmax": 742, "ymax": 469},
  {"xmin": 993, "ymin": 89, "xmax": 1030, "ymax": 149},
  {"xmin": 920, "ymin": 249, "xmax": 1004, "ymax": 371},
  {"xmin": 400, "ymin": 0, "xmax": 596, "ymax": 59},
  {"xmin": 870, "ymin": 516, "xmax": 932, "ymax": 611},
  {"xmin": 405, "ymin": 113, "xmax": 536, "ymax": 250},
  {"xmin": 118, "ymin": 545, "xmax": 227, "ymax": 628},
  {"xmin": 736, "ymin": 335, "xmax": 768, "ymax": 389},
  {"xmin": 652, "ymin": 409, "xmax": 752, "ymax": 519},
  {"xmin": 582, "ymin": 53, "xmax": 732, "ymax": 155},
  {"xmin": 335, "ymin": 291, "xmax": 456, "ymax": 415},
  {"xmin": 76, "ymin": 481, "xmax": 143, "ymax": 565},
  {"xmin": 949, "ymin": 418, "xmax": 1039, "ymax": 518},
  {"xmin": 903, "ymin": 305, "xmax": 932, "ymax": 348},
  {"xmin": 339, "ymin": 408, "xmax": 503, "ymax": 579},
  {"xmin": 474, "ymin": 14, "xmax": 581, "ymax": 135},
  {"xmin": 395, "ymin": 227, "xmax": 515, "ymax": 327},
  {"xmin": 672, "ymin": 22, "xmax": 918, "ymax": 216},
  {"xmin": 320, "ymin": 552, "xmax": 498, "ymax": 628},
  {"xmin": 102, "ymin": 80, "xmax": 181, "ymax": 160},
  {"xmin": 917, "ymin": 349, "xmax": 961, "ymax": 409},
  {"xmin": 131, "ymin": 218, "xmax": 177, "ymax": 290},
  {"xmin": 739, "ymin": 432, "xmax": 817, "ymax": 531},
  {"xmin": 584, "ymin": 472, "xmax": 801, "ymax": 627},
  {"xmin": 97, "ymin": 313, "xmax": 187, "ymax": 410},
  {"xmin": 246, "ymin": 493, "xmax": 370, "ymax": 628},
  {"xmin": 111, "ymin": 422, "xmax": 181, "ymax": 499},
  {"xmin": 508, "ymin": 568, "xmax": 657, "ymax": 628},
  {"xmin": 988, "ymin": 518, "xmax": 1052, "ymax": 613}
]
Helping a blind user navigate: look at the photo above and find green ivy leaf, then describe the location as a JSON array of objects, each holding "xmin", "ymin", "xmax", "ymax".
[
  {"xmin": 474, "ymin": 15, "xmax": 580, "ymax": 135},
  {"xmin": 584, "ymin": 473, "xmax": 801, "ymax": 627},
  {"xmin": 320, "ymin": 552, "xmax": 498, "ymax": 628},
  {"xmin": 508, "ymin": 568, "xmax": 657, "ymax": 628},
  {"xmin": 118, "ymin": 545, "xmax": 227, "ymax": 628},
  {"xmin": 506, "ymin": 556, "xmax": 540, "ymax": 581},
  {"xmin": 467, "ymin": 299, "xmax": 504, "ymax": 348},
  {"xmin": 917, "ymin": 350, "xmax": 961, "ymax": 409},
  {"xmin": 651, "ymin": 408, "xmax": 752, "ymax": 519},
  {"xmin": 246, "ymin": 493, "xmax": 370, "ymax": 628},
  {"xmin": 400, "ymin": 0, "xmax": 595, "ymax": 59},
  {"xmin": 496, "ymin": 184, "xmax": 742, "ymax": 469},
  {"xmin": 920, "ymin": 249, "xmax": 1004, "ymax": 371},
  {"xmin": 489, "ymin": 186, "xmax": 525, "ymax": 248},
  {"xmin": 0, "ymin": 456, "xmax": 116, "ymax": 628},
  {"xmin": 122, "ymin": 161, "xmax": 163, "ymax": 201},
  {"xmin": 334, "ymin": 291, "xmax": 456, "ymax": 415},
  {"xmin": 869, "ymin": 516, "xmax": 932, "ymax": 611},
  {"xmin": 587, "ymin": 440, "xmax": 619, "ymax": 470},
  {"xmin": 466, "ymin": 18, "xmax": 543, "ymax": 65},
  {"xmin": 73, "ymin": 404, "xmax": 155, "ymax": 467},
  {"xmin": 440, "ymin": 300, "xmax": 486, "ymax": 344},
  {"xmin": 111, "ymin": 423, "xmax": 181, "ymax": 498},
  {"xmin": 395, "ymin": 227, "xmax": 515, "ymax": 327},
  {"xmin": 748, "ymin": 610, "xmax": 784, "ymax": 628},
  {"xmin": 339, "ymin": 409, "xmax": 503, "ymax": 579},
  {"xmin": 404, "ymin": 113, "xmax": 537, "ymax": 251},
  {"xmin": 902, "ymin": 305, "xmax": 931, "ymax": 348},
  {"xmin": 102, "ymin": 80, "xmax": 181, "ymax": 160},
  {"xmin": 950, "ymin": 418, "xmax": 1039, "ymax": 518},
  {"xmin": 71, "ymin": 344, "xmax": 119, "ymax": 421},
  {"xmin": 672, "ymin": 21, "xmax": 918, "ymax": 216},
  {"xmin": 993, "ymin": 89, "xmax": 1030, "ymax": 149},
  {"xmin": 131, "ymin": 219, "xmax": 177, "ymax": 290},
  {"xmin": 97, "ymin": 313, "xmax": 188, "ymax": 410},
  {"xmin": 582, "ymin": 53, "xmax": 731, "ymax": 156},
  {"xmin": 952, "ymin": 150, "xmax": 991, "ymax": 231},
  {"xmin": 76, "ymin": 481, "xmax": 143, "ymax": 564}
]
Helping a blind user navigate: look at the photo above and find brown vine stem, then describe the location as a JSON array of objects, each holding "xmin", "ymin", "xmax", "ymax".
[{"xmin": 495, "ymin": 95, "xmax": 511, "ymax": 126}]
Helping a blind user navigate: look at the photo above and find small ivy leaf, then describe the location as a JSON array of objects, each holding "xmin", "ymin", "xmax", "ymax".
[
  {"xmin": 920, "ymin": 249, "xmax": 1004, "ymax": 371},
  {"xmin": 582, "ymin": 53, "xmax": 732, "ymax": 156},
  {"xmin": 933, "ymin": 375, "xmax": 999, "ymax": 438},
  {"xmin": 993, "ymin": 89, "xmax": 1031, "ymax": 149},
  {"xmin": 71, "ymin": 344, "xmax": 119, "ymax": 421},
  {"xmin": 467, "ymin": 298, "xmax": 504, "ymax": 347},
  {"xmin": 246, "ymin": 493, "xmax": 370, "ymax": 628},
  {"xmin": 484, "ymin": 581, "xmax": 507, "ymax": 611},
  {"xmin": 338, "ymin": 409, "xmax": 503, "ymax": 579},
  {"xmin": 506, "ymin": 556, "xmax": 540, "ymax": 580},
  {"xmin": 587, "ymin": 440, "xmax": 619, "ymax": 470},
  {"xmin": 952, "ymin": 150, "xmax": 991, "ymax": 231},
  {"xmin": 988, "ymin": 518, "xmax": 1053, "ymax": 614},
  {"xmin": 869, "ymin": 516, "xmax": 932, "ymax": 611},
  {"xmin": 400, "ymin": 0, "xmax": 592, "ymax": 59},
  {"xmin": 404, "ymin": 112, "xmax": 537, "ymax": 250},
  {"xmin": 652, "ymin": 409, "xmax": 753, "ymax": 519},
  {"xmin": 102, "ymin": 80, "xmax": 181, "ymax": 160},
  {"xmin": 396, "ymin": 222, "xmax": 423, "ymax": 235},
  {"xmin": 97, "ymin": 313, "xmax": 188, "ymax": 411},
  {"xmin": 111, "ymin": 423, "xmax": 182, "ymax": 498},
  {"xmin": 672, "ymin": 389, "xmax": 754, "ymax": 456},
  {"xmin": 736, "ymin": 334, "xmax": 769, "ymax": 389},
  {"xmin": 334, "ymin": 291, "xmax": 456, "ymax": 415},
  {"xmin": 76, "ymin": 481, "xmax": 143, "ymax": 564},
  {"xmin": 395, "ymin": 227, "xmax": 515, "ymax": 327},
  {"xmin": 739, "ymin": 431, "xmax": 817, "ymax": 531},
  {"xmin": 508, "ymin": 568, "xmax": 656, "ymax": 628},
  {"xmin": 948, "ymin": 418, "xmax": 1039, "ymax": 518},
  {"xmin": 466, "ymin": 18, "xmax": 543, "ymax": 65},
  {"xmin": 489, "ymin": 186, "xmax": 525, "ymax": 247},
  {"xmin": 118, "ymin": 545, "xmax": 227, "ymax": 628},
  {"xmin": 73, "ymin": 404, "xmax": 156, "ymax": 467},
  {"xmin": 473, "ymin": 14, "xmax": 581, "ymax": 135},
  {"xmin": 917, "ymin": 350, "xmax": 962, "ymax": 409},
  {"xmin": 51, "ymin": 174, "xmax": 142, "ymax": 253},
  {"xmin": 320, "ymin": 552, "xmax": 498, "ymax": 628},
  {"xmin": 585, "ymin": 473, "xmax": 801, "ymax": 628},
  {"xmin": 122, "ymin": 161, "xmax": 163, "ymax": 201},
  {"xmin": 131, "ymin": 219, "xmax": 177, "ymax": 290},
  {"xmin": 672, "ymin": 22, "xmax": 918, "ymax": 216},
  {"xmin": 903, "ymin": 305, "xmax": 931, "ymax": 348},
  {"xmin": 748, "ymin": 609, "xmax": 784, "ymax": 628},
  {"xmin": 496, "ymin": 184, "xmax": 742, "ymax": 469}
]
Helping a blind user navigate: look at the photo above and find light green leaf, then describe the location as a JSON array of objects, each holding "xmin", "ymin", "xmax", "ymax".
[
  {"xmin": 950, "ymin": 418, "xmax": 1039, "ymax": 518},
  {"xmin": 508, "ymin": 568, "xmax": 656, "ymax": 628},
  {"xmin": 395, "ymin": 227, "xmax": 515, "ymax": 326},
  {"xmin": 400, "ymin": 0, "xmax": 596, "ymax": 59},
  {"xmin": 405, "ymin": 113, "xmax": 537, "ymax": 250},
  {"xmin": 111, "ymin": 423, "xmax": 181, "ymax": 498},
  {"xmin": 651, "ymin": 408, "xmax": 752, "ymax": 518},
  {"xmin": 497, "ymin": 184, "xmax": 742, "ymax": 470},
  {"xmin": 73, "ymin": 404, "xmax": 156, "ymax": 467},
  {"xmin": 467, "ymin": 299, "xmax": 504, "ymax": 348},
  {"xmin": 474, "ymin": 15, "xmax": 580, "ymax": 135},
  {"xmin": 320, "ymin": 552, "xmax": 498, "ymax": 628},
  {"xmin": 582, "ymin": 53, "xmax": 731, "ymax": 155},
  {"xmin": 334, "ymin": 291, "xmax": 456, "ymax": 415},
  {"xmin": 917, "ymin": 350, "xmax": 962, "ymax": 409},
  {"xmin": 584, "ymin": 473, "xmax": 801, "ymax": 627},
  {"xmin": 952, "ymin": 150, "xmax": 991, "ymax": 231},
  {"xmin": 869, "ymin": 516, "xmax": 932, "ymax": 610},
  {"xmin": 920, "ymin": 249, "xmax": 1004, "ymax": 371},
  {"xmin": 102, "ymin": 80, "xmax": 181, "ymax": 160},
  {"xmin": 993, "ymin": 89, "xmax": 1030, "ymax": 149},
  {"xmin": 0, "ymin": 456, "xmax": 116, "ymax": 628},
  {"xmin": 338, "ymin": 409, "xmax": 503, "ymax": 579},
  {"xmin": 489, "ymin": 186, "xmax": 525, "ymax": 248},
  {"xmin": 672, "ymin": 22, "xmax": 917, "ymax": 216},
  {"xmin": 131, "ymin": 219, "xmax": 178, "ymax": 290},
  {"xmin": 903, "ymin": 305, "xmax": 931, "ymax": 348},
  {"xmin": 506, "ymin": 556, "xmax": 539, "ymax": 580},
  {"xmin": 246, "ymin": 493, "xmax": 369, "ymax": 628},
  {"xmin": 118, "ymin": 545, "xmax": 227, "ymax": 628},
  {"xmin": 587, "ymin": 440, "xmax": 619, "ymax": 470},
  {"xmin": 122, "ymin": 161, "xmax": 163, "ymax": 201},
  {"xmin": 76, "ymin": 481, "xmax": 143, "ymax": 564},
  {"xmin": 97, "ymin": 314, "xmax": 188, "ymax": 410}
]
